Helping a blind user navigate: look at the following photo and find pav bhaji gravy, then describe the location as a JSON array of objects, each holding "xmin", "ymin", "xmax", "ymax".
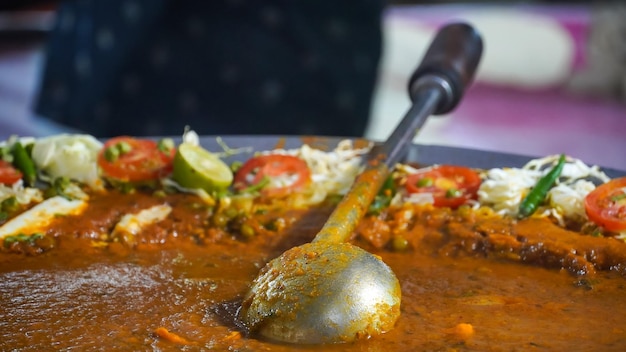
[{"xmin": 2, "ymin": 190, "xmax": 626, "ymax": 351}]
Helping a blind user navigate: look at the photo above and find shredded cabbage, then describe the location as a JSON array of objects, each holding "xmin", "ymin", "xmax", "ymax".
[
  {"xmin": 548, "ymin": 179, "xmax": 596, "ymax": 222},
  {"xmin": 478, "ymin": 155, "xmax": 611, "ymax": 221},
  {"xmin": 31, "ymin": 134, "xmax": 103, "ymax": 188},
  {"xmin": 478, "ymin": 168, "xmax": 541, "ymax": 216}
]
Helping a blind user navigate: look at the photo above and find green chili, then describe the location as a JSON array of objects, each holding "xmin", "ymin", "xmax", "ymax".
[
  {"xmin": 11, "ymin": 142, "xmax": 36, "ymax": 186},
  {"xmin": 518, "ymin": 154, "xmax": 566, "ymax": 219}
]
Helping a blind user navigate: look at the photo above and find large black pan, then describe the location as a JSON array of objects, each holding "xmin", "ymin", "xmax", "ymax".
[{"xmin": 196, "ymin": 135, "xmax": 626, "ymax": 178}]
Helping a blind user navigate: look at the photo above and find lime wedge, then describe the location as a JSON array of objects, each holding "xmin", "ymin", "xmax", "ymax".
[{"xmin": 172, "ymin": 143, "xmax": 233, "ymax": 192}]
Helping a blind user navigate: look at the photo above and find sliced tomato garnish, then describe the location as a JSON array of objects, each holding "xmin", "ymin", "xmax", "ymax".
[
  {"xmin": 0, "ymin": 160, "xmax": 23, "ymax": 185},
  {"xmin": 97, "ymin": 136, "xmax": 175, "ymax": 182},
  {"xmin": 584, "ymin": 177, "xmax": 626, "ymax": 232},
  {"xmin": 233, "ymin": 154, "xmax": 311, "ymax": 197},
  {"xmin": 404, "ymin": 165, "xmax": 481, "ymax": 208}
]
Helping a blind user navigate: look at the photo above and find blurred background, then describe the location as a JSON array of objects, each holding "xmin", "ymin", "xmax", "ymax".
[{"xmin": 0, "ymin": 1, "xmax": 624, "ymax": 170}]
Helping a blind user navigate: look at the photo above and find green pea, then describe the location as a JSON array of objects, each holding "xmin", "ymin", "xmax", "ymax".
[
  {"xmin": 104, "ymin": 146, "xmax": 120, "ymax": 162},
  {"xmin": 212, "ymin": 213, "xmax": 229, "ymax": 228},
  {"xmin": 240, "ymin": 223, "xmax": 255, "ymax": 238},
  {"xmin": 417, "ymin": 177, "xmax": 433, "ymax": 187},
  {"xmin": 392, "ymin": 236, "xmax": 409, "ymax": 251},
  {"xmin": 153, "ymin": 190, "xmax": 167, "ymax": 198},
  {"xmin": 446, "ymin": 188, "xmax": 462, "ymax": 198},
  {"xmin": 116, "ymin": 141, "xmax": 133, "ymax": 155}
]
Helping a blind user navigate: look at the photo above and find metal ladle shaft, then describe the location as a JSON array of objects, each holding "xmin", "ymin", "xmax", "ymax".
[{"xmin": 314, "ymin": 22, "xmax": 483, "ymax": 245}]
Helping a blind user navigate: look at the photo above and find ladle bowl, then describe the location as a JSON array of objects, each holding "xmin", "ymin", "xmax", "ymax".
[{"xmin": 241, "ymin": 241, "xmax": 400, "ymax": 344}]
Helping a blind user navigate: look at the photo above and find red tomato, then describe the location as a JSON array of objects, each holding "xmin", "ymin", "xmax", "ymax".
[
  {"xmin": 584, "ymin": 177, "xmax": 626, "ymax": 232},
  {"xmin": 233, "ymin": 154, "xmax": 311, "ymax": 197},
  {"xmin": 0, "ymin": 160, "xmax": 23, "ymax": 185},
  {"xmin": 97, "ymin": 136, "xmax": 175, "ymax": 182},
  {"xmin": 405, "ymin": 165, "xmax": 481, "ymax": 208}
]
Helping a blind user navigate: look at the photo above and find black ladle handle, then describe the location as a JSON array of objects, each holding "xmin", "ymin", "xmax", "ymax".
[
  {"xmin": 409, "ymin": 22, "xmax": 483, "ymax": 115},
  {"xmin": 378, "ymin": 22, "xmax": 483, "ymax": 169}
]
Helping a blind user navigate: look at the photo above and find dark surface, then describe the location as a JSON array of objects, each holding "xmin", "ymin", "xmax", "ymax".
[{"xmin": 34, "ymin": 1, "xmax": 384, "ymax": 138}]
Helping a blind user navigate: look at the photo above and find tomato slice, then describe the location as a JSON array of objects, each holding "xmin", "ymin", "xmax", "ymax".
[
  {"xmin": 97, "ymin": 136, "xmax": 175, "ymax": 182},
  {"xmin": 233, "ymin": 154, "xmax": 311, "ymax": 197},
  {"xmin": 0, "ymin": 160, "xmax": 23, "ymax": 185},
  {"xmin": 404, "ymin": 165, "xmax": 481, "ymax": 208},
  {"xmin": 584, "ymin": 177, "xmax": 626, "ymax": 232}
]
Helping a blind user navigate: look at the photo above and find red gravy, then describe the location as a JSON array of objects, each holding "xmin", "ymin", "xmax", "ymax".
[{"xmin": 1, "ymin": 191, "xmax": 625, "ymax": 351}]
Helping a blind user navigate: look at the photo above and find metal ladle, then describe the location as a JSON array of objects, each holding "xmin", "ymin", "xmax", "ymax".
[{"xmin": 238, "ymin": 22, "xmax": 483, "ymax": 344}]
